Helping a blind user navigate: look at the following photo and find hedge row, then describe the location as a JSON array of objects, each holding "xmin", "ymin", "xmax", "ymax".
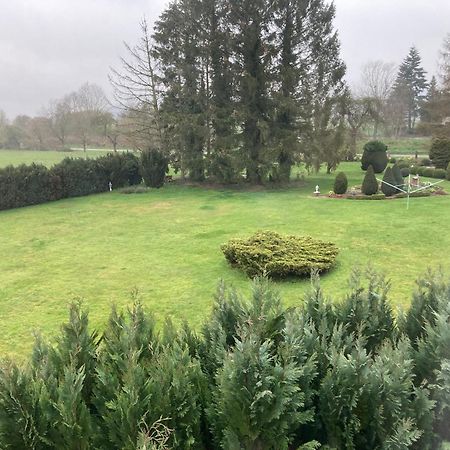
[
  {"xmin": 0, "ymin": 152, "xmax": 141, "ymax": 211},
  {"xmin": 410, "ymin": 165, "xmax": 447, "ymax": 179}
]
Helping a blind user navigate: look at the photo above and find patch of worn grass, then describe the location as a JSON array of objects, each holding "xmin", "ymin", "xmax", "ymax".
[{"xmin": 0, "ymin": 162, "xmax": 449, "ymax": 358}]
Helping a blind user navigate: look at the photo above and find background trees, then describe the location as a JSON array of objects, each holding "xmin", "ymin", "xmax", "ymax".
[
  {"xmin": 391, "ymin": 47, "xmax": 428, "ymax": 134},
  {"xmin": 113, "ymin": 0, "xmax": 347, "ymax": 184}
]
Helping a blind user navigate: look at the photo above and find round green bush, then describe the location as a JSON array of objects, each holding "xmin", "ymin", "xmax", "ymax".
[
  {"xmin": 422, "ymin": 167, "xmax": 435, "ymax": 178},
  {"xmin": 362, "ymin": 165, "xmax": 379, "ymax": 195},
  {"xmin": 333, "ymin": 172, "xmax": 348, "ymax": 194},
  {"xmin": 434, "ymin": 168, "xmax": 446, "ymax": 179},
  {"xmin": 221, "ymin": 231, "xmax": 338, "ymax": 278},
  {"xmin": 401, "ymin": 167, "xmax": 410, "ymax": 177},
  {"xmin": 420, "ymin": 157, "xmax": 432, "ymax": 167},
  {"xmin": 429, "ymin": 137, "xmax": 450, "ymax": 169},
  {"xmin": 361, "ymin": 140, "xmax": 388, "ymax": 173}
]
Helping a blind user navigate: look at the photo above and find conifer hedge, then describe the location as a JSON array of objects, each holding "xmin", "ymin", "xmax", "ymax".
[
  {"xmin": 0, "ymin": 152, "xmax": 141, "ymax": 211},
  {"xmin": 0, "ymin": 268, "xmax": 449, "ymax": 449}
]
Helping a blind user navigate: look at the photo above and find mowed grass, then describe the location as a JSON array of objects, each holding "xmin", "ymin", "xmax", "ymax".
[
  {"xmin": 1, "ymin": 162, "xmax": 449, "ymax": 358},
  {"xmin": 0, "ymin": 149, "xmax": 113, "ymax": 168},
  {"xmin": 357, "ymin": 136, "xmax": 431, "ymax": 156}
]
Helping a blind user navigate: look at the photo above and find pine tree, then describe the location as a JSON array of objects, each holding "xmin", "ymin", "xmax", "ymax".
[{"xmin": 391, "ymin": 46, "xmax": 428, "ymax": 133}]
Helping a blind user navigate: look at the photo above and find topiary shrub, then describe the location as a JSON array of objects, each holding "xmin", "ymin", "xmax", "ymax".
[
  {"xmin": 361, "ymin": 165, "xmax": 379, "ymax": 195},
  {"xmin": 434, "ymin": 168, "xmax": 447, "ymax": 179},
  {"xmin": 396, "ymin": 160, "xmax": 412, "ymax": 169},
  {"xmin": 221, "ymin": 231, "xmax": 338, "ymax": 278},
  {"xmin": 361, "ymin": 141, "xmax": 388, "ymax": 173},
  {"xmin": 410, "ymin": 166, "xmax": 419, "ymax": 175},
  {"xmin": 420, "ymin": 157, "xmax": 432, "ymax": 167},
  {"xmin": 392, "ymin": 164, "xmax": 404, "ymax": 186},
  {"xmin": 141, "ymin": 147, "xmax": 168, "ymax": 188},
  {"xmin": 381, "ymin": 167, "xmax": 398, "ymax": 197},
  {"xmin": 333, "ymin": 172, "xmax": 348, "ymax": 194},
  {"xmin": 401, "ymin": 167, "xmax": 410, "ymax": 177},
  {"xmin": 422, "ymin": 167, "xmax": 436, "ymax": 178},
  {"xmin": 429, "ymin": 137, "xmax": 450, "ymax": 169}
]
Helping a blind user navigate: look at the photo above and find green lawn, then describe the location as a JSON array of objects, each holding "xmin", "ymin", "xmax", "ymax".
[
  {"xmin": 0, "ymin": 149, "xmax": 113, "ymax": 168},
  {"xmin": 1, "ymin": 161, "xmax": 449, "ymax": 358},
  {"xmin": 357, "ymin": 136, "xmax": 431, "ymax": 156}
]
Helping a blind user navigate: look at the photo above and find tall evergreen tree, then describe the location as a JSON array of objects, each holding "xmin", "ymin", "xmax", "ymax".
[
  {"xmin": 391, "ymin": 46, "xmax": 428, "ymax": 133},
  {"xmin": 153, "ymin": 0, "xmax": 207, "ymax": 181},
  {"xmin": 229, "ymin": 0, "xmax": 273, "ymax": 183}
]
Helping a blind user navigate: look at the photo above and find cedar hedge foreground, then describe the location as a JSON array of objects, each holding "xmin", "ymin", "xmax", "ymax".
[
  {"xmin": 0, "ymin": 269, "xmax": 449, "ymax": 449},
  {"xmin": 221, "ymin": 231, "xmax": 338, "ymax": 278}
]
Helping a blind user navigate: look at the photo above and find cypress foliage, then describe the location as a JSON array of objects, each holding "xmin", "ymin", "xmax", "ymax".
[
  {"xmin": 362, "ymin": 165, "xmax": 379, "ymax": 195},
  {"xmin": 1, "ymin": 270, "xmax": 450, "ymax": 449}
]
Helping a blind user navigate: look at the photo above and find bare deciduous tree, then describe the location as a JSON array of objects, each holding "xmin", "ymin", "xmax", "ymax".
[
  {"xmin": 439, "ymin": 33, "xmax": 450, "ymax": 91},
  {"xmin": 109, "ymin": 18, "xmax": 163, "ymax": 152},
  {"xmin": 358, "ymin": 61, "xmax": 397, "ymax": 136}
]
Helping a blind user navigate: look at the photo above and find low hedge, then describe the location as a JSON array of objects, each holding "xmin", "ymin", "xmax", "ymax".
[
  {"xmin": 411, "ymin": 166, "xmax": 447, "ymax": 179},
  {"xmin": 0, "ymin": 152, "xmax": 141, "ymax": 211},
  {"xmin": 221, "ymin": 230, "xmax": 338, "ymax": 278},
  {"xmin": 347, "ymin": 193, "xmax": 386, "ymax": 200}
]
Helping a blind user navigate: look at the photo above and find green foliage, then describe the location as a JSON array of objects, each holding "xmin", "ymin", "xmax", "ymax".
[
  {"xmin": 141, "ymin": 148, "xmax": 168, "ymax": 188},
  {"xmin": 401, "ymin": 167, "xmax": 410, "ymax": 177},
  {"xmin": 0, "ymin": 153, "xmax": 141, "ymax": 210},
  {"xmin": 333, "ymin": 172, "xmax": 348, "ymax": 194},
  {"xmin": 381, "ymin": 167, "xmax": 399, "ymax": 197},
  {"xmin": 347, "ymin": 193, "xmax": 386, "ymax": 200},
  {"xmin": 361, "ymin": 165, "xmax": 379, "ymax": 195},
  {"xmin": 392, "ymin": 163, "xmax": 404, "ymax": 186},
  {"xmin": 222, "ymin": 231, "xmax": 338, "ymax": 278},
  {"xmin": 447, "ymin": 162, "xmax": 450, "ymax": 180},
  {"xmin": 430, "ymin": 137, "xmax": 450, "ymax": 169},
  {"xmin": 361, "ymin": 141, "xmax": 388, "ymax": 173},
  {"xmin": 1, "ymin": 269, "xmax": 450, "ymax": 449}
]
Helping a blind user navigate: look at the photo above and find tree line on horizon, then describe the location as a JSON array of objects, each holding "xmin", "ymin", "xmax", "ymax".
[{"xmin": 1, "ymin": 2, "xmax": 450, "ymax": 183}]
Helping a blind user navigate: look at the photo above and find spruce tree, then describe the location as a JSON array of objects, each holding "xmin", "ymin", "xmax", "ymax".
[{"xmin": 391, "ymin": 46, "xmax": 428, "ymax": 133}]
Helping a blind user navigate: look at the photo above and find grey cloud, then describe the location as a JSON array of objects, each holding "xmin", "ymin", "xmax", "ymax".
[{"xmin": 0, "ymin": 0, "xmax": 448, "ymax": 118}]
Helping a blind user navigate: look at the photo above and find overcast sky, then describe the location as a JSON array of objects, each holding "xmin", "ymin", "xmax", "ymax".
[{"xmin": 0, "ymin": 0, "xmax": 449, "ymax": 118}]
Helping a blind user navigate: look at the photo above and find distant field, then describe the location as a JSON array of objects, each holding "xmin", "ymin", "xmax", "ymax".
[
  {"xmin": 1, "ymin": 161, "xmax": 449, "ymax": 358},
  {"xmin": 0, "ymin": 149, "xmax": 113, "ymax": 168},
  {"xmin": 357, "ymin": 136, "xmax": 431, "ymax": 156}
]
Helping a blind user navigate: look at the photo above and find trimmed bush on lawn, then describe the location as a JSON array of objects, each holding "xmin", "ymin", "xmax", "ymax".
[
  {"xmin": 221, "ymin": 230, "xmax": 338, "ymax": 278},
  {"xmin": 333, "ymin": 172, "xmax": 348, "ymax": 194},
  {"xmin": 361, "ymin": 140, "xmax": 388, "ymax": 173},
  {"xmin": 430, "ymin": 137, "xmax": 450, "ymax": 169}
]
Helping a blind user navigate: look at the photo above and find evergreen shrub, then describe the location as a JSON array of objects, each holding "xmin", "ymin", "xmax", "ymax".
[
  {"xmin": 141, "ymin": 148, "xmax": 168, "ymax": 188},
  {"xmin": 429, "ymin": 137, "xmax": 450, "ymax": 169},
  {"xmin": 361, "ymin": 165, "xmax": 379, "ymax": 195},
  {"xmin": 0, "ymin": 153, "xmax": 141, "ymax": 211},
  {"xmin": 361, "ymin": 140, "xmax": 388, "ymax": 173},
  {"xmin": 381, "ymin": 167, "xmax": 398, "ymax": 197},
  {"xmin": 401, "ymin": 167, "xmax": 410, "ymax": 177},
  {"xmin": 333, "ymin": 172, "xmax": 348, "ymax": 194},
  {"xmin": 0, "ymin": 268, "xmax": 449, "ymax": 449},
  {"xmin": 447, "ymin": 162, "xmax": 450, "ymax": 180},
  {"xmin": 221, "ymin": 231, "xmax": 338, "ymax": 278},
  {"xmin": 392, "ymin": 163, "xmax": 404, "ymax": 186}
]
